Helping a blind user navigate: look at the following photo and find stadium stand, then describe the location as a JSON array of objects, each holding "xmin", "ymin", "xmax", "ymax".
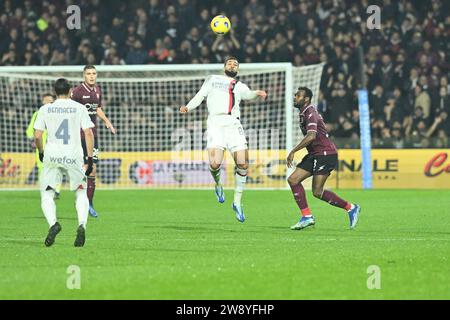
[{"xmin": 0, "ymin": 0, "xmax": 448, "ymax": 149}]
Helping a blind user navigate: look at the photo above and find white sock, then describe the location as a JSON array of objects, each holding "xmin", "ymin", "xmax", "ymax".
[
  {"xmin": 41, "ymin": 190, "xmax": 57, "ymax": 227},
  {"xmin": 75, "ymin": 188, "xmax": 89, "ymax": 228},
  {"xmin": 234, "ymin": 167, "xmax": 247, "ymax": 206}
]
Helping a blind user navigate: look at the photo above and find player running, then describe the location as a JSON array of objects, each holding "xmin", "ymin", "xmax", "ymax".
[
  {"xmin": 287, "ymin": 87, "xmax": 360, "ymax": 230},
  {"xmin": 71, "ymin": 65, "xmax": 116, "ymax": 218},
  {"xmin": 34, "ymin": 78, "xmax": 95, "ymax": 247},
  {"xmin": 180, "ymin": 56, "xmax": 267, "ymax": 222}
]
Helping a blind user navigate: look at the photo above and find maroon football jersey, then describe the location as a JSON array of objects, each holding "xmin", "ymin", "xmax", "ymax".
[
  {"xmin": 299, "ymin": 104, "xmax": 337, "ymax": 156},
  {"xmin": 71, "ymin": 82, "xmax": 102, "ymax": 137}
]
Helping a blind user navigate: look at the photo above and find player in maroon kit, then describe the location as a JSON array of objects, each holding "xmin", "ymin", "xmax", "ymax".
[
  {"xmin": 287, "ymin": 87, "xmax": 360, "ymax": 230},
  {"xmin": 71, "ymin": 65, "xmax": 116, "ymax": 217}
]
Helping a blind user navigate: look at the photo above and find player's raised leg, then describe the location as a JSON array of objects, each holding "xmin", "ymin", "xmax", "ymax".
[
  {"xmin": 208, "ymin": 148, "xmax": 225, "ymax": 203},
  {"xmin": 312, "ymin": 174, "xmax": 360, "ymax": 229},
  {"xmin": 231, "ymin": 149, "xmax": 248, "ymax": 223},
  {"xmin": 288, "ymin": 167, "xmax": 315, "ymax": 230}
]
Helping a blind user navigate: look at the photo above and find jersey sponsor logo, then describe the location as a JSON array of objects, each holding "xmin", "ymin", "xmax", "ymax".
[
  {"xmin": 85, "ymin": 103, "xmax": 98, "ymax": 115},
  {"xmin": 49, "ymin": 156, "xmax": 78, "ymax": 165},
  {"xmin": 82, "ymin": 95, "xmax": 91, "ymax": 98},
  {"xmin": 212, "ymin": 82, "xmax": 230, "ymax": 91}
]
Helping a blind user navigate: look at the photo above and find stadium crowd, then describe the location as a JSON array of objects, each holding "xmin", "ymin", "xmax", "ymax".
[{"xmin": 0, "ymin": 0, "xmax": 449, "ymax": 148}]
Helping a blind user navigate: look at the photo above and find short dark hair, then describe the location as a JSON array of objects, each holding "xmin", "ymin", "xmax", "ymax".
[
  {"xmin": 42, "ymin": 93, "xmax": 54, "ymax": 99},
  {"xmin": 54, "ymin": 78, "xmax": 71, "ymax": 96},
  {"xmin": 297, "ymin": 86, "xmax": 313, "ymax": 100},
  {"xmin": 83, "ymin": 64, "xmax": 96, "ymax": 72},
  {"xmin": 224, "ymin": 56, "xmax": 239, "ymax": 66}
]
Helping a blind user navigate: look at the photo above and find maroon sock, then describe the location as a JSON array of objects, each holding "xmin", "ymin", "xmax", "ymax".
[
  {"xmin": 87, "ymin": 176, "xmax": 96, "ymax": 206},
  {"xmin": 289, "ymin": 182, "xmax": 310, "ymax": 214},
  {"xmin": 320, "ymin": 190, "xmax": 349, "ymax": 210}
]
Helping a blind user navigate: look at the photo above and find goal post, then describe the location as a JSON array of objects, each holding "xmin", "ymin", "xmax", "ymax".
[{"xmin": 0, "ymin": 63, "xmax": 324, "ymax": 190}]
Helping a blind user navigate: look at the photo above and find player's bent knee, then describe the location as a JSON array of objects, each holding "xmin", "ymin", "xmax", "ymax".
[
  {"xmin": 209, "ymin": 163, "xmax": 221, "ymax": 171},
  {"xmin": 312, "ymin": 189, "xmax": 323, "ymax": 198},
  {"xmin": 287, "ymin": 175, "xmax": 299, "ymax": 186},
  {"xmin": 235, "ymin": 166, "xmax": 248, "ymax": 176},
  {"xmin": 236, "ymin": 162, "xmax": 249, "ymax": 171}
]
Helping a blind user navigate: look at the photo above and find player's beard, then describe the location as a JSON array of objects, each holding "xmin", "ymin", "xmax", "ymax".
[
  {"xmin": 293, "ymin": 99, "xmax": 304, "ymax": 109},
  {"xmin": 225, "ymin": 70, "xmax": 237, "ymax": 78}
]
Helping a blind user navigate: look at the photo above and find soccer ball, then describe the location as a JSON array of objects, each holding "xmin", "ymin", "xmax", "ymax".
[{"xmin": 210, "ymin": 15, "xmax": 231, "ymax": 35}]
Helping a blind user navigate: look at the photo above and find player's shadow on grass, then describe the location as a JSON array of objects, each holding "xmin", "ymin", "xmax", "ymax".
[
  {"xmin": 21, "ymin": 216, "xmax": 77, "ymax": 221},
  {"xmin": 143, "ymin": 225, "xmax": 237, "ymax": 233},
  {"xmin": 265, "ymin": 226, "xmax": 292, "ymax": 231},
  {"xmin": 3, "ymin": 239, "xmax": 44, "ymax": 247},
  {"xmin": 134, "ymin": 247, "xmax": 217, "ymax": 253},
  {"xmin": 299, "ymin": 227, "xmax": 450, "ymax": 237},
  {"xmin": 337, "ymin": 228, "xmax": 450, "ymax": 236}
]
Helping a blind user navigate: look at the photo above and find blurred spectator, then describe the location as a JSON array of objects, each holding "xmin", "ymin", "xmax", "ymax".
[
  {"xmin": 0, "ymin": 0, "xmax": 448, "ymax": 149},
  {"xmin": 414, "ymin": 85, "xmax": 431, "ymax": 120},
  {"xmin": 148, "ymin": 38, "xmax": 170, "ymax": 63},
  {"xmin": 126, "ymin": 40, "xmax": 148, "ymax": 64}
]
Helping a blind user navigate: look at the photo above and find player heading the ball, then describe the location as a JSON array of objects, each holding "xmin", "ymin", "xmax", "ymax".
[{"xmin": 180, "ymin": 56, "xmax": 267, "ymax": 222}]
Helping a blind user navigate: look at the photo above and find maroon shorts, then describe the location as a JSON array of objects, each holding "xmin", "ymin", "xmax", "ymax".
[{"xmin": 81, "ymin": 137, "xmax": 99, "ymax": 164}]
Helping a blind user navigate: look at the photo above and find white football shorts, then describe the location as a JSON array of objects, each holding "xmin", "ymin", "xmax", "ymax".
[
  {"xmin": 207, "ymin": 121, "xmax": 248, "ymax": 153},
  {"xmin": 40, "ymin": 163, "xmax": 87, "ymax": 191}
]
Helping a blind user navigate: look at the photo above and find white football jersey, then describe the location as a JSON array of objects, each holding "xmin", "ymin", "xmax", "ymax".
[
  {"xmin": 186, "ymin": 75, "xmax": 258, "ymax": 125},
  {"xmin": 34, "ymin": 98, "xmax": 94, "ymax": 165}
]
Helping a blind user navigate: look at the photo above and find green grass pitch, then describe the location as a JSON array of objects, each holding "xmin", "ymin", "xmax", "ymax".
[{"xmin": 0, "ymin": 189, "xmax": 449, "ymax": 299}]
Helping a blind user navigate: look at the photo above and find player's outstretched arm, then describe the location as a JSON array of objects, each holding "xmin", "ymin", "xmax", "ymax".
[
  {"xmin": 241, "ymin": 87, "xmax": 268, "ymax": 101},
  {"xmin": 255, "ymin": 90, "xmax": 268, "ymax": 100},
  {"xmin": 97, "ymin": 107, "xmax": 116, "ymax": 134},
  {"xmin": 181, "ymin": 76, "xmax": 211, "ymax": 114}
]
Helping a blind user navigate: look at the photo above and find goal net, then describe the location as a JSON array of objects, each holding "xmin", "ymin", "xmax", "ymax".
[{"xmin": 0, "ymin": 63, "xmax": 324, "ymax": 190}]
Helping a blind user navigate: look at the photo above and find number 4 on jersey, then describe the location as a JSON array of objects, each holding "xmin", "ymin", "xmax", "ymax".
[{"xmin": 55, "ymin": 119, "xmax": 70, "ymax": 144}]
